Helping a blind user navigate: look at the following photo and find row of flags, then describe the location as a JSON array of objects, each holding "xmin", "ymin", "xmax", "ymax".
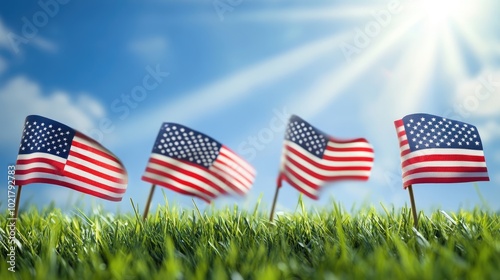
[{"xmin": 13, "ymin": 113, "xmax": 489, "ymax": 219}]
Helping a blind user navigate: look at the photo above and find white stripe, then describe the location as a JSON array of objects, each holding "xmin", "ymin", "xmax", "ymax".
[
  {"xmin": 142, "ymin": 171, "xmax": 213, "ymax": 201},
  {"xmin": 213, "ymin": 156, "xmax": 253, "ymax": 186},
  {"xmin": 215, "ymin": 149, "xmax": 255, "ymax": 184},
  {"xmin": 403, "ymin": 161, "xmax": 488, "ymax": 173},
  {"xmin": 16, "ymin": 153, "xmax": 66, "ymax": 164},
  {"xmin": 145, "ymin": 161, "xmax": 222, "ymax": 197},
  {"xmin": 404, "ymin": 172, "xmax": 490, "ymax": 181},
  {"xmin": 210, "ymin": 163, "xmax": 249, "ymax": 193},
  {"xmin": 64, "ymin": 165, "xmax": 127, "ymax": 190},
  {"xmin": 285, "ymin": 161, "xmax": 323, "ymax": 186},
  {"xmin": 400, "ymin": 148, "xmax": 486, "ymax": 162},
  {"xmin": 15, "ymin": 161, "xmax": 58, "ymax": 171},
  {"xmin": 285, "ymin": 141, "xmax": 373, "ymax": 167},
  {"xmin": 15, "ymin": 172, "xmax": 124, "ymax": 199},
  {"xmin": 145, "ymin": 154, "xmax": 237, "ymax": 195},
  {"xmin": 327, "ymin": 141, "xmax": 372, "ymax": 149},
  {"xmin": 283, "ymin": 169, "xmax": 318, "ymax": 197},
  {"xmin": 323, "ymin": 150, "xmax": 374, "ymax": 158},
  {"xmin": 220, "ymin": 147, "xmax": 256, "ymax": 176},
  {"xmin": 286, "ymin": 151, "xmax": 372, "ymax": 177},
  {"xmin": 67, "ymin": 153, "xmax": 125, "ymax": 180},
  {"xmin": 71, "ymin": 141, "xmax": 123, "ymax": 169}
]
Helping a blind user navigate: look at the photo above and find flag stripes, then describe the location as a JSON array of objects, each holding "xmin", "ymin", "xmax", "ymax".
[{"xmin": 394, "ymin": 116, "xmax": 489, "ymax": 187}]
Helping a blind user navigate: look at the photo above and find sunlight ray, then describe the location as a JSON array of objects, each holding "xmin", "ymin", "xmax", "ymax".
[
  {"xmin": 381, "ymin": 31, "xmax": 439, "ymax": 116},
  {"xmin": 112, "ymin": 32, "xmax": 353, "ymax": 147},
  {"xmin": 440, "ymin": 26, "xmax": 469, "ymax": 80},
  {"xmin": 236, "ymin": 5, "xmax": 383, "ymax": 22},
  {"xmin": 289, "ymin": 12, "xmax": 424, "ymax": 119}
]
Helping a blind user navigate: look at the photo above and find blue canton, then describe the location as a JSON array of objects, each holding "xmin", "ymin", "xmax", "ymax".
[
  {"xmin": 18, "ymin": 115, "xmax": 75, "ymax": 158},
  {"xmin": 285, "ymin": 115, "xmax": 328, "ymax": 159},
  {"xmin": 152, "ymin": 123, "xmax": 222, "ymax": 168},
  {"xmin": 402, "ymin": 113, "xmax": 483, "ymax": 152}
]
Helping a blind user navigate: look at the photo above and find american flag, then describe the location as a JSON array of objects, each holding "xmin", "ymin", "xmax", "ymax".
[
  {"xmin": 394, "ymin": 113, "xmax": 489, "ymax": 187},
  {"xmin": 15, "ymin": 115, "xmax": 128, "ymax": 201},
  {"xmin": 141, "ymin": 123, "xmax": 256, "ymax": 202},
  {"xmin": 279, "ymin": 115, "xmax": 374, "ymax": 199}
]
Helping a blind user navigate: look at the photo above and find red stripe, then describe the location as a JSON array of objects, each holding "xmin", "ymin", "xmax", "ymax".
[
  {"xmin": 286, "ymin": 145, "xmax": 372, "ymax": 171},
  {"xmin": 141, "ymin": 176, "xmax": 211, "ymax": 203},
  {"xmin": 15, "ymin": 167, "xmax": 59, "ymax": 176},
  {"xmin": 16, "ymin": 157, "xmax": 65, "ymax": 172},
  {"xmin": 148, "ymin": 157, "xmax": 227, "ymax": 195},
  {"xmin": 210, "ymin": 165, "xmax": 246, "ymax": 196},
  {"xmin": 326, "ymin": 146, "xmax": 374, "ymax": 153},
  {"xmin": 322, "ymin": 155, "xmax": 374, "ymax": 162},
  {"xmin": 218, "ymin": 151, "xmax": 254, "ymax": 183},
  {"xmin": 72, "ymin": 138, "xmax": 121, "ymax": 164},
  {"xmin": 66, "ymin": 157, "xmax": 126, "ymax": 184},
  {"xmin": 282, "ymin": 176, "xmax": 318, "ymax": 200},
  {"xmin": 402, "ymin": 154, "xmax": 486, "ymax": 168},
  {"xmin": 69, "ymin": 150, "xmax": 125, "ymax": 175},
  {"xmin": 284, "ymin": 165, "xmax": 319, "ymax": 192},
  {"xmin": 328, "ymin": 137, "xmax": 370, "ymax": 144},
  {"xmin": 403, "ymin": 166, "xmax": 489, "ymax": 177},
  {"xmin": 14, "ymin": 178, "xmax": 122, "ymax": 201},
  {"xmin": 144, "ymin": 166, "xmax": 218, "ymax": 198},
  {"xmin": 285, "ymin": 154, "xmax": 371, "ymax": 181},
  {"xmin": 214, "ymin": 155, "xmax": 252, "ymax": 187},
  {"xmin": 405, "ymin": 176, "xmax": 490, "ymax": 186}
]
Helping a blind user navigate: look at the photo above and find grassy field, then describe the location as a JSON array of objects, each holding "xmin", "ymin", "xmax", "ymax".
[{"xmin": 1, "ymin": 199, "xmax": 500, "ymax": 280}]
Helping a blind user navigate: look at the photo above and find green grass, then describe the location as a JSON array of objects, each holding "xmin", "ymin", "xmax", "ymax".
[{"xmin": 1, "ymin": 199, "xmax": 500, "ymax": 280}]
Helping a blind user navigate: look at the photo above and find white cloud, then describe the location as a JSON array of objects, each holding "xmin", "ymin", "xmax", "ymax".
[
  {"xmin": 476, "ymin": 121, "xmax": 500, "ymax": 145},
  {"xmin": 0, "ymin": 76, "xmax": 106, "ymax": 146},
  {"xmin": 455, "ymin": 70, "xmax": 500, "ymax": 117},
  {"xmin": 128, "ymin": 36, "xmax": 168, "ymax": 62}
]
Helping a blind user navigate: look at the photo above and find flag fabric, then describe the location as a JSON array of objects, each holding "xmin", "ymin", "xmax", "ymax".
[
  {"xmin": 279, "ymin": 115, "xmax": 374, "ymax": 199},
  {"xmin": 141, "ymin": 123, "xmax": 256, "ymax": 202},
  {"xmin": 15, "ymin": 115, "xmax": 128, "ymax": 201},
  {"xmin": 394, "ymin": 113, "xmax": 489, "ymax": 188}
]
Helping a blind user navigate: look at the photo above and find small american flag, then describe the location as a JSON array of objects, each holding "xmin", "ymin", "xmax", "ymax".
[
  {"xmin": 141, "ymin": 123, "xmax": 256, "ymax": 202},
  {"xmin": 15, "ymin": 115, "xmax": 128, "ymax": 201},
  {"xmin": 279, "ymin": 115, "xmax": 374, "ymax": 199},
  {"xmin": 394, "ymin": 113, "xmax": 489, "ymax": 187}
]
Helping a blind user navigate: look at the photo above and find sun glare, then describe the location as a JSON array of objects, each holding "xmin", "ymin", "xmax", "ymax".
[{"xmin": 421, "ymin": 0, "xmax": 472, "ymax": 27}]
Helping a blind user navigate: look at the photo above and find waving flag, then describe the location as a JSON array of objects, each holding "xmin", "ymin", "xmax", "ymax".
[
  {"xmin": 141, "ymin": 123, "xmax": 256, "ymax": 202},
  {"xmin": 279, "ymin": 115, "xmax": 374, "ymax": 199},
  {"xmin": 394, "ymin": 113, "xmax": 489, "ymax": 187},
  {"xmin": 15, "ymin": 115, "xmax": 128, "ymax": 201}
]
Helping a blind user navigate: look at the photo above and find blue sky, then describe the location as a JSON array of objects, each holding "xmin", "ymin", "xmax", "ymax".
[{"xmin": 1, "ymin": 0, "xmax": 499, "ymax": 215}]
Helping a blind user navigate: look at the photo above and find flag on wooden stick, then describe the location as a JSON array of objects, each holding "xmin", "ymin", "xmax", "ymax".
[
  {"xmin": 394, "ymin": 113, "xmax": 489, "ymax": 188},
  {"xmin": 15, "ymin": 115, "xmax": 128, "ymax": 201},
  {"xmin": 394, "ymin": 113, "xmax": 489, "ymax": 228},
  {"xmin": 278, "ymin": 115, "xmax": 375, "ymax": 199},
  {"xmin": 141, "ymin": 122, "xmax": 256, "ymax": 203}
]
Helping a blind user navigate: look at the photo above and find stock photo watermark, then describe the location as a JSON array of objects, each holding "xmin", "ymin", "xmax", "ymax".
[
  {"xmin": 443, "ymin": 73, "xmax": 500, "ymax": 121},
  {"xmin": 8, "ymin": 0, "xmax": 71, "ymax": 53},
  {"xmin": 339, "ymin": 0, "xmax": 403, "ymax": 62},
  {"xmin": 87, "ymin": 64, "xmax": 169, "ymax": 142},
  {"xmin": 238, "ymin": 107, "xmax": 289, "ymax": 162},
  {"xmin": 213, "ymin": 0, "xmax": 244, "ymax": 21},
  {"xmin": 6, "ymin": 165, "xmax": 18, "ymax": 272}
]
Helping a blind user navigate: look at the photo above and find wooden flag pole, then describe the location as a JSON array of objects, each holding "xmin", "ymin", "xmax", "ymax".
[
  {"xmin": 142, "ymin": 184, "xmax": 156, "ymax": 221},
  {"xmin": 14, "ymin": 185, "xmax": 23, "ymax": 219},
  {"xmin": 407, "ymin": 185, "xmax": 418, "ymax": 228},
  {"xmin": 269, "ymin": 175, "xmax": 283, "ymax": 222}
]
